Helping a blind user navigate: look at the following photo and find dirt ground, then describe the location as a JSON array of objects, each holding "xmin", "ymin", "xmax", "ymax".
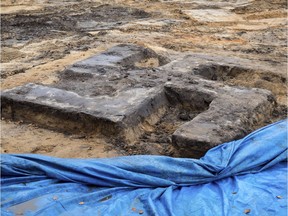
[{"xmin": 1, "ymin": 0, "xmax": 287, "ymax": 158}]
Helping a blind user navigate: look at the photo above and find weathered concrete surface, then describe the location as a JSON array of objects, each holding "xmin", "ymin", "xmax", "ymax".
[
  {"xmin": 166, "ymin": 79, "xmax": 275, "ymax": 158},
  {"xmin": 160, "ymin": 53, "xmax": 287, "ymax": 78},
  {"xmin": 1, "ymin": 83, "xmax": 167, "ymax": 142},
  {"xmin": 160, "ymin": 53, "xmax": 287, "ymax": 105},
  {"xmin": 65, "ymin": 44, "xmax": 167, "ymax": 75},
  {"xmin": 54, "ymin": 44, "xmax": 169, "ymax": 97}
]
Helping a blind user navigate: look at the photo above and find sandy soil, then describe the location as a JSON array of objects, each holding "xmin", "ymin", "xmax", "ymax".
[
  {"xmin": 1, "ymin": 120, "xmax": 121, "ymax": 158},
  {"xmin": 1, "ymin": 0, "xmax": 287, "ymax": 158}
]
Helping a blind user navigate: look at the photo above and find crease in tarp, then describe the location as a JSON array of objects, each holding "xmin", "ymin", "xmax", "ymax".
[{"xmin": 1, "ymin": 119, "xmax": 287, "ymax": 216}]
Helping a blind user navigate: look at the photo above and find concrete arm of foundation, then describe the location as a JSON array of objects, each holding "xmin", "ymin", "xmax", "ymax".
[{"xmin": 166, "ymin": 80, "xmax": 275, "ymax": 158}]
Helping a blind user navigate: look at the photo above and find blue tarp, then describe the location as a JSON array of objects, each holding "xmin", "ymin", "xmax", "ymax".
[{"xmin": 1, "ymin": 120, "xmax": 287, "ymax": 216}]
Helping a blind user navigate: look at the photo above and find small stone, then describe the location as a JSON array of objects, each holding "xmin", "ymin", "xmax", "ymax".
[
  {"xmin": 232, "ymin": 192, "xmax": 237, "ymax": 194},
  {"xmin": 244, "ymin": 209, "xmax": 251, "ymax": 214},
  {"xmin": 139, "ymin": 210, "xmax": 144, "ymax": 214},
  {"xmin": 79, "ymin": 202, "xmax": 84, "ymax": 205},
  {"xmin": 188, "ymin": 80, "xmax": 198, "ymax": 84},
  {"xmin": 70, "ymin": 135, "xmax": 86, "ymax": 139},
  {"xmin": 132, "ymin": 207, "xmax": 136, "ymax": 212},
  {"xmin": 179, "ymin": 112, "xmax": 190, "ymax": 121},
  {"xmin": 276, "ymin": 196, "xmax": 283, "ymax": 199}
]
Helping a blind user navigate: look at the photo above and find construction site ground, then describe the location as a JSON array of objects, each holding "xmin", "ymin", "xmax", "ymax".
[{"xmin": 1, "ymin": 0, "xmax": 287, "ymax": 158}]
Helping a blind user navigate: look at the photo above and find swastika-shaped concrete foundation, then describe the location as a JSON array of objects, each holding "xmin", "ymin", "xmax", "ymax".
[{"xmin": 1, "ymin": 44, "xmax": 276, "ymax": 157}]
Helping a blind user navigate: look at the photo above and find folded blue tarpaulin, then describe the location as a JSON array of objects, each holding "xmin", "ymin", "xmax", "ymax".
[{"xmin": 1, "ymin": 120, "xmax": 287, "ymax": 216}]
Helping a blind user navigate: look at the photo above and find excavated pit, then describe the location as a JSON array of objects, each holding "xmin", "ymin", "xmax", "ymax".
[
  {"xmin": 131, "ymin": 98, "xmax": 212, "ymax": 156},
  {"xmin": 194, "ymin": 63, "xmax": 286, "ymax": 87},
  {"xmin": 1, "ymin": 44, "xmax": 283, "ymax": 158},
  {"xmin": 193, "ymin": 62, "xmax": 287, "ymax": 106}
]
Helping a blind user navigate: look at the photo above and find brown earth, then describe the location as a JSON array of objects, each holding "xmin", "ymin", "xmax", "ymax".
[{"xmin": 1, "ymin": 0, "xmax": 287, "ymax": 158}]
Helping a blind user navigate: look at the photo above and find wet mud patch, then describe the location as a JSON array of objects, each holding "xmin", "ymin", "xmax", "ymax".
[
  {"xmin": 74, "ymin": 4, "xmax": 150, "ymax": 23},
  {"xmin": 1, "ymin": 4, "xmax": 150, "ymax": 42},
  {"xmin": 1, "ymin": 13, "xmax": 75, "ymax": 41}
]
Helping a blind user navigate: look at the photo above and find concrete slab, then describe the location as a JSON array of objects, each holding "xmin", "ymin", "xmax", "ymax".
[
  {"xmin": 53, "ymin": 44, "xmax": 169, "ymax": 98},
  {"xmin": 160, "ymin": 52, "xmax": 287, "ymax": 78},
  {"xmin": 1, "ymin": 83, "xmax": 167, "ymax": 142},
  {"xmin": 65, "ymin": 44, "xmax": 165, "ymax": 75},
  {"xmin": 166, "ymin": 79, "xmax": 274, "ymax": 157}
]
